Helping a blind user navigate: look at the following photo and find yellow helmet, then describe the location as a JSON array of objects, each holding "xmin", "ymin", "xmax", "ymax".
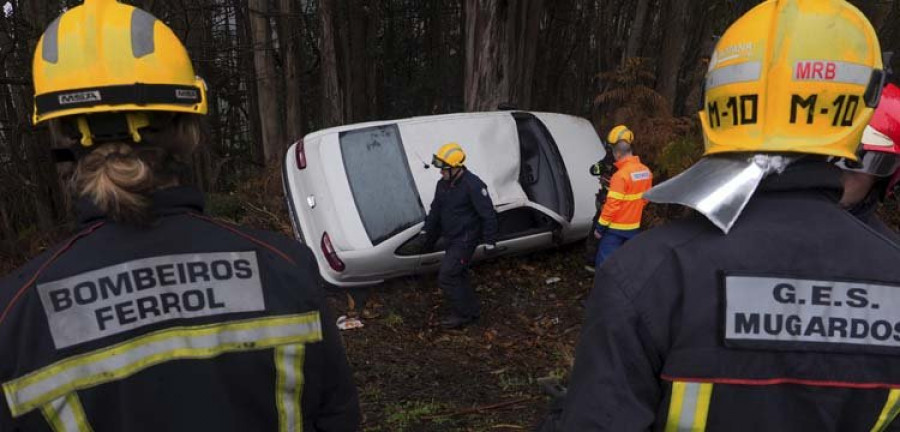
[
  {"xmin": 607, "ymin": 125, "xmax": 634, "ymax": 145},
  {"xmin": 700, "ymin": 0, "xmax": 884, "ymax": 160},
  {"xmin": 432, "ymin": 142, "xmax": 466, "ymax": 168},
  {"xmin": 31, "ymin": 0, "xmax": 207, "ymax": 129}
]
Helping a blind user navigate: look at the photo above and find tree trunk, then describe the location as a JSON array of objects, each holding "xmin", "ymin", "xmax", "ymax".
[
  {"xmin": 622, "ymin": 0, "xmax": 650, "ymax": 62},
  {"xmin": 464, "ymin": 0, "xmax": 543, "ymax": 112},
  {"xmin": 278, "ymin": 0, "xmax": 305, "ymax": 143},
  {"xmin": 22, "ymin": 0, "xmax": 58, "ymax": 231},
  {"xmin": 319, "ymin": 0, "xmax": 344, "ymax": 127},
  {"xmin": 248, "ymin": 0, "xmax": 285, "ymax": 164},
  {"xmin": 655, "ymin": 0, "xmax": 687, "ymax": 115},
  {"xmin": 233, "ymin": 0, "xmax": 264, "ymax": 165}
]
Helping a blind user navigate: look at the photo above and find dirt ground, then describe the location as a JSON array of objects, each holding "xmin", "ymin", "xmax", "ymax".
[{"xmin": 333, "ymin": 243, "xmax": 593, "ymax": 431}]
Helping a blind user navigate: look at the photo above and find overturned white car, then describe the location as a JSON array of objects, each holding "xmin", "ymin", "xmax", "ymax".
[{"xmin": 282, "ymin": 111, "xmax": 605, "ymax": 287}]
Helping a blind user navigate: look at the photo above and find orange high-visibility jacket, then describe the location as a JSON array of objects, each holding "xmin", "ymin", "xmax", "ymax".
[{"xmin": 597, "ymin": 155, "xmax": 653, "ymax": 231}]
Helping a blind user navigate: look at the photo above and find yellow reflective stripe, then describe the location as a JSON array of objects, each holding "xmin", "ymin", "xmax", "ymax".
[
  {"xmin": 598, "ymin": 217, "xmax": 612, "ymax": 226},
  {"xmin": 4, "ymin": 313, "xmax": 322, "ymax": 418},
  {"xmin": 665, "ymin": 382, "xmax": 714, "ymax": 432},
  {"xmin": 276, "ymin": 344, "xmax": 306, "ymax": 432},
  {"xmin": 693, "ymin": 383, "xmax": 713, "ymax": 430},
  {"xmin": 606, "ymin": 191, "xmax": 644, "ymax": 201},
  {"xmin": 665, "ymin": 382, "xmax": 687, "ymax": 432},
  {"xmin": 608, "ymin": 221, "xmax": 640, "ymax": 230},
  {"xmin": 41, "ymin": 393, "xmax": 93, "ymax": 432},
  {"xmin": 871, "ymin": 389, "xmax": 900, "ymax": 432}
]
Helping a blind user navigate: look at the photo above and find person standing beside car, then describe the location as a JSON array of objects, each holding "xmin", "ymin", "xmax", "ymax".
[
  {"xmin": 421, "ymin": 142, "xmax": 498, "ymax": 329},
  {"xmin": 592, "ymin": 125, "xmax": 653, "ymax": 268},
  {"xmin": 0, "ymin": 1, "xmax": 359, "ymax": 430},
  {"xmin": 582, "ymin": 145, "xmax": 616, "ymax": 273}
]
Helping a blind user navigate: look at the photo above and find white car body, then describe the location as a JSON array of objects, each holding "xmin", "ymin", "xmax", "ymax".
[{"xmin": 282, "ymin": 111, "xmax": 605, "ymax": 287}]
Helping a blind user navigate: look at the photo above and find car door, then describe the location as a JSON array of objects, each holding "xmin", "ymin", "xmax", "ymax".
[{"xmin": 414, "ymin": 203, "xmax": 563, "ymax": 273}]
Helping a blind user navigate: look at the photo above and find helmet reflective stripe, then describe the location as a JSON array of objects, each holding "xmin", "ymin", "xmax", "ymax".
[
  {"xmin": 131, "ymin": 8, "xmax": 156, "ymax": 58},
  {"xmin": 793, "ymin": 60, "xmax": 873, "ymax": 86},
  {"xmin": 706, "ymin": 61, "xmax": 761, "ymax": 90},
  {"xmin": 41, "ymin": 17, "xmax": 61, "ymax": 63},
  {"xmin": 440, "ymin": 148, "xmax": 464, "ymax": 163}
]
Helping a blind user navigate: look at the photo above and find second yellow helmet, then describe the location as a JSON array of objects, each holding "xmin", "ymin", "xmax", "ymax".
[
  {"xmin": 607, "ymin": 125, "xmax": 634, "ymax": 145},
  {"xmin": 433, "ymin": 142, "xmax": 466, "ymax": 168},
  {"xmin": 700, "ymin": 0, "xmax": 884, "ymax": 161}
]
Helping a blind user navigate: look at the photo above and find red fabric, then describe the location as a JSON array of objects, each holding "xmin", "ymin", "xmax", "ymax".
[
  {"xmin": 863, "ymin": 83, "xmax": 900, "ymax": 156},
  {"xmin": 661, "ymin": 374, "xmax": 900, "ymax": 389}
]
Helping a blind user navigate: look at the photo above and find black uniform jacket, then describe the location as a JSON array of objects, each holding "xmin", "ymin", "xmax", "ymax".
[
  {"xmin": 424, "ymin": 169, "xmax": 498, "ymax": 247},
  {"xmin": 561, "ymin": 161, "xmax": 900, "ymax": 431},
  {"xmin": 0, "ymin": 187, "xmax": 359, "ymax": 431}
]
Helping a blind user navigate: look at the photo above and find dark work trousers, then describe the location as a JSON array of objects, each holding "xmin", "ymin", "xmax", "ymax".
[
  {"xmin": 583, "ymin": 208, "xmax": 602, "ymax": 266},
  {"xmin": 439, "ymin": 242, "xmax": 480, "ymax": 318},
  {"xmin": 594, "ymin": 228, "xmax": 638, "ymax": 268}
]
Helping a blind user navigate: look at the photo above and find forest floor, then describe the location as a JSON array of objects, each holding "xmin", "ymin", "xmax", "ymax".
[{"xmin": 334, "ymin": 243, "xmax": 591, "ymax": 431}]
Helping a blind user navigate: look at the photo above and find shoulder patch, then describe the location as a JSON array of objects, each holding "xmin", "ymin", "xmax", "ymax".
[
  {"xmin": 724, "ymin": 274, "xmax": 900, "ymax": 354},
  {"xmin": 631, "ymin": 171, "xmax": 651, "ymax": 181},
  {"xmin": 37, "ymin": 252, "xmax": 265, "ymax": 349},
  {"xmin": 481, "ymin": 187, "xmax": 488, "ymax": 197}
]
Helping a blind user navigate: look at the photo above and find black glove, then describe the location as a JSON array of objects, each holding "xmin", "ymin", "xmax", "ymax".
[{"xmin": 419, "ymin": 230, "xmax": 436, "ymax": 254}]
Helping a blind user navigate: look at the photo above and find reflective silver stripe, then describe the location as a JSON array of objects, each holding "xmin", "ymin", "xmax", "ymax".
[
  {"xmin": 3, "ymin": 313, "xmax": 322, "ymax": 417},
  {"xmin": 794, "ymin": 60, "xmax": 872, "ymax": 85},
  {"xmin": 42, "ymin": 17, "xmax": 61, "ymax": 64},
  {"xmin": 706, "ymin": 61, "xmax": 761, "ymax": 90},
  {"xmin": 677, "ymin": 383, "xmax": 701, "ymax": 430},
  {"xmin": 440, "ymin": 148, "xmax": 464, "ymax": 164},
  {"xmin": 276, "ymin": 344, "xmax": 306, "ymax": 432},
  {"xmin": 131, "ymin": 9, "xmax": 157, "ymax": 58},
  {"xmin": 665, "ymin": 381, "xmax": 713, "ymax": 432},
  {"xmin": 41, "ymin": 393, "xmax": 92, "ymax": 432}
]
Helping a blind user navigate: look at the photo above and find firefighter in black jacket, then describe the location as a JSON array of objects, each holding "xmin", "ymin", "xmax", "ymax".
[
  {"xmin": 560, "ymin": 0, "xmax": 900, "ymax": 430},
  {"xmin": 422, "ymin": 142, "xmax": 498, "ymax": 329},
  {"xmin": 0, "ymin": 1, "xmax": 359, "ymax": 430}
]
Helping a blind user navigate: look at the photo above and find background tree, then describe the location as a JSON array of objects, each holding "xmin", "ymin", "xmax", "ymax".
[{"xmin": 2, "ymin": 0, "xmax": 898, "ymax": 264}]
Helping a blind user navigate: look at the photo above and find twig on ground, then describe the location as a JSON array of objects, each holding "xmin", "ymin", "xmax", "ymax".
[{"xmin": 421, "ymin": 397, "xmax": 535, "ymax": 420}]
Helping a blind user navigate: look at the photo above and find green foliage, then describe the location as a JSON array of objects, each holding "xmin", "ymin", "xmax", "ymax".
[
  {"xmin": 205, "ymin": 193, "xmax": 245, "ymax": 223},
  {"xmin": 656, "ymin": 137, "xmax": 705, "ymax": 180},
  {"xmin": 384, "ymin": 400, "xmax": 449, "ymax": 430},
  {"xmin": 383, "ymin": 312, "xmax": 404, "ymax": 328},
  {"xmin": 497, "ymin": 372, "xmax": 534, "ymax": 392}
]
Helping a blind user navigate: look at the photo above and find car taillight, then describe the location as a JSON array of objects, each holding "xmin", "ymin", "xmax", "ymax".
[
  {"xmin": 320, "ymin": 232, "xmax": 345, "ymax": 272},
  {"xmin": 294, "ymin": 139, "xmax": 307, "ymax": 169}
]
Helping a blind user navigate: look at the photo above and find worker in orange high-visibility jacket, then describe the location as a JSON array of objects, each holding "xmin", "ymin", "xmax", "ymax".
[{"xmin": 593, "ymin": 125, "xmax": 652, "ymax": 268}]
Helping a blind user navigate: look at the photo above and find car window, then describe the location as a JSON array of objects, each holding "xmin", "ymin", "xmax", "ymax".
[{"xmin": 340, "ymin": 125, "xmax": 425, "ymax": 245}]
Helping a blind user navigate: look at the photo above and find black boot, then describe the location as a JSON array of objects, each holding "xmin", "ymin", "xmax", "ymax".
[{"xmin": 440, "ymin": 314, "xmax": 476, "ymax": 329}]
